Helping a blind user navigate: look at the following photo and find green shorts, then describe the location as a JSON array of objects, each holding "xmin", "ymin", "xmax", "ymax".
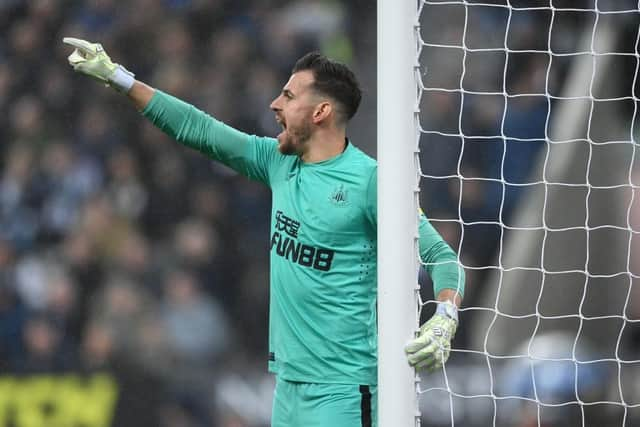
[{"xmin": 271, "ymin": 377, "xmax": 377, "ymax": 427}]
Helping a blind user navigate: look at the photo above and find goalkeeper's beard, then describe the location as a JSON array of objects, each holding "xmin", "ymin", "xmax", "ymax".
[{"xmin": 277, "ymin": 122, "xmax": 312, "ymax": 156}]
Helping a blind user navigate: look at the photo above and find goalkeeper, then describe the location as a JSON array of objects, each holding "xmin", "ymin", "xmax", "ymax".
[{"xmin": 63, "ymin": 37, "xmax": 465, "ymax": 427}]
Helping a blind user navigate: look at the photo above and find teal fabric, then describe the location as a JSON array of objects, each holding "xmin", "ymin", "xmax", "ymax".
[
  {"xmin": 142, "ymin": 90, "xmax": 464, "ymax": 385},
  {"xmin": 272, "ymin": 377, "xmax": 377, "ymax": 427}
]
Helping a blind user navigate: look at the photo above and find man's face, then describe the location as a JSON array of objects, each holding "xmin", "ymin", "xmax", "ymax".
[{"xmin": 270, "ymin": 70, "xmax": 318, "ymax": 156}]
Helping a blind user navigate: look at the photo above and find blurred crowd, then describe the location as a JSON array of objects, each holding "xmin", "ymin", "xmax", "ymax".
[{"xmin": 0, "ymin": 0, "xmax": 372, "ymax": 425}]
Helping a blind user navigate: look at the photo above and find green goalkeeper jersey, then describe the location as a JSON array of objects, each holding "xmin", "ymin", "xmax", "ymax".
[{"xmin": 143, "ymin": 91, "xmax": 465, "ymax": 385}]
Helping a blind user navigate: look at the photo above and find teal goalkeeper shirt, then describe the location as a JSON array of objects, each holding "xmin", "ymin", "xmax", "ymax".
[{"xmin": 143, "ymin": 91, "xmax": 465, "ymax": 385}]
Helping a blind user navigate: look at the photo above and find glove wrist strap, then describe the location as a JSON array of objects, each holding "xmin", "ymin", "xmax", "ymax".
[
  {"xmin": 436, "ymin": 300, "xmax": 458, "ymax": 323},
  {"xmin": 110, "ymin": 65, "xmax": 135, "ymax": 93}
]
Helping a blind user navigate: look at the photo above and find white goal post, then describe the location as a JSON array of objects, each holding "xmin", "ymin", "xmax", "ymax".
[{"xmin": 377, "ymin": 0, "xmax": 421, "ymax": 426}]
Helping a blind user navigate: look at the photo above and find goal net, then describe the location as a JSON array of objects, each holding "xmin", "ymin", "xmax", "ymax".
[{"xmin": 415, "ymin": 1, "xmax": 640, "ymax": 426}]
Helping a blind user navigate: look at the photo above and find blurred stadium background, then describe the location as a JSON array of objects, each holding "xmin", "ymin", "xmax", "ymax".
[
  {"xmin": 0, "ymin": 0, "xmax": 639, "ymax": 426},
  {"xmin": 0, "ymin": 1, "xmax": 374, "ymax": 426}
]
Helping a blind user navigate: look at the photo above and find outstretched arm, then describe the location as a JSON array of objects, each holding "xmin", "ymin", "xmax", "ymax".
[{"xmin": 62, "ymin": 37, "xmax": 277, "ymax": 185}]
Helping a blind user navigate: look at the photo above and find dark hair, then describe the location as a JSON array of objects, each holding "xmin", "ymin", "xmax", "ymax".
[{"xmin": 292, "ymin": 52, "xmax": 362, "ymax": 123}]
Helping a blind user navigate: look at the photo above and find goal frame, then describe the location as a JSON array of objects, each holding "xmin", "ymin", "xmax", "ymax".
[{"xmin": 377, "ymin": 0, "xmax": 421, "ymax": 425}]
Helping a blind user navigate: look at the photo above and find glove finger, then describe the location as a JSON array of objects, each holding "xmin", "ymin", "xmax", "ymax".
[
  {"xmin": 416, "ymin": 355, "xmax": 439, "ymax": 371},
  {"xmin": 408, "ymin": 351, "xmax": 432, "ymax": 367},
  {"xmin": 416, "ymin": 346, "xmax": 450, "ymax": 372},
  {"xmin": 68, "ymin": 50, "xmax": 86, "ymax": 65},
  {"xmin": 405, "ymin": 335, "xmax": 433, "ymax": 354},
  {"xmin": 407, "ymin": 340, "xmax": 438, "ymax": 366},
  {"xmin": 424, "ymin": 349, "xmax": 451, "ymax": 372},
  {"xmin": 63, "ymin": 37, "xmax": 97, "ymax": 55}
]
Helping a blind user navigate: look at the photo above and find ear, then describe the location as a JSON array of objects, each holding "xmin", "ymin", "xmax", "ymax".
[{"xmin": 312, "ymin": 101, "xmax": 332, "ymax": 124}]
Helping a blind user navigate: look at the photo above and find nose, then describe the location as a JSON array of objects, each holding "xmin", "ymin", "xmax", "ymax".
[{"xmin": 270, "ymin": 95, "xmax": 282, "ymax": 112}]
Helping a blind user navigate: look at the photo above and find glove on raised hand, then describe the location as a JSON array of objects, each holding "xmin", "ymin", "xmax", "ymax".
[
  {"xmin": 405, "ymin": 300, "xmax": 458, "ymax": 372},
  {"xmin": 63, "ymin": 37, "xmax": 135, "ymax": 92}
]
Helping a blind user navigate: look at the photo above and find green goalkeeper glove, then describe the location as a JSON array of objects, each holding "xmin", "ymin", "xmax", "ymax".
[
  {"xmin": 62, "ymin": 37, "xmax": 135, "ymax": 93},
  {"xmin": 405, "ymin": 300, "xmax": 458, "ymax": 372}
]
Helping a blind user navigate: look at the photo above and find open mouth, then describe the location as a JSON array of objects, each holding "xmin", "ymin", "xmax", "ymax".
[{"xmin": 276, "ymin": 116, "xmax": 287, "ymax": 131}]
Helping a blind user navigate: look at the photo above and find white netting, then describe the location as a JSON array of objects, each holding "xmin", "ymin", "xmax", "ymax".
[{"xmin": 416, "ymin": 1, "xmax": 640, "ymax": 426}]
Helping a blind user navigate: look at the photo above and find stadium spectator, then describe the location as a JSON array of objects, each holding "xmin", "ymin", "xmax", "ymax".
[
  {"xmin": 13, "ymin": 312, "xmax": 74, "ymax": 373},
  {"xmin": 160, "ymin": 268, "xmax": 231, "ymax": 366}
]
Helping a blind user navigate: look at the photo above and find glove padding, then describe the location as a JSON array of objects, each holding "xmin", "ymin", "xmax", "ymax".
[
  {"xmin": 405, "ymin": 301, "xmax": 458, "ymax": 372},
  {"xmin": 63, "ymin": 37, "xmax": 134, "ymax": 92}
]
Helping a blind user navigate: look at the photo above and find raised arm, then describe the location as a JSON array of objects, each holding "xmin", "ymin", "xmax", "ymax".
[{"xmin": 62, "ymin": 37, "xmax": 277, "ymax": 184}]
